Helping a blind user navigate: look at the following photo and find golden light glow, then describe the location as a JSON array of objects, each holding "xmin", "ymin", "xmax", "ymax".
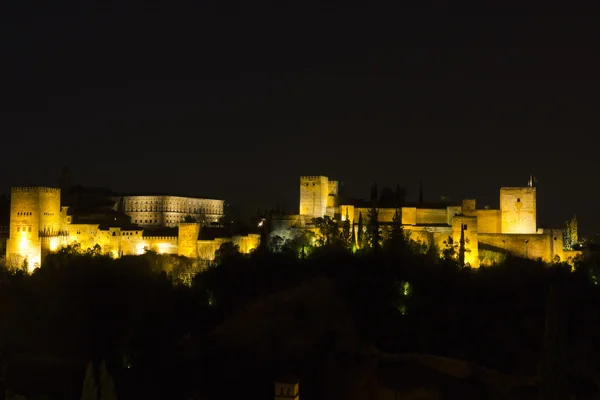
[
  {"xmin": 49, "ymin": 237, "xmax": 59, "ymax": 251},
  {"xmin": 18, "ymin": 232, "xmax": 29, "ymax": 251},
  {"xmin": 157, "ymin": 242, "xmax": 170, "ymax": 254},
  {"xmin": 136, "ymin": 243, "xmax": 147, "ymax": 255}
]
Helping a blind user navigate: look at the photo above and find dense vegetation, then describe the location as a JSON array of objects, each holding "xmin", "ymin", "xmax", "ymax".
[{"xmin": 0, "ymin": 221, "xmax": 599, "ymax": 399}]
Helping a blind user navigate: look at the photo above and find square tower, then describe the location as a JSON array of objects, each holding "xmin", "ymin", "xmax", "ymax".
[
  {"xmin": 274, "ymin": 378, "xmax": 299, "ymax": 400},
  {"xmin": 177, "ymin": 222, "xmax": 201, "ymax": 259},
  {"xmin": 299, "ymin": 176, "xmax": 330, "ymax": 219},
  {"xmin": 500, "ymin": 187, "xmax": 536, "ymax": 234},
  {"xmin": 6, "ymin": 187, "xmax": 61, "ymax": 272}
]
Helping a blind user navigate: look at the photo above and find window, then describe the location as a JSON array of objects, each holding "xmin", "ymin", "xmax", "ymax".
[
  {"xmin": 517, "ymin": 198, "xmax": 520, "ymax": 202},
  {"xmin": 463, "ymin": 224, "xmax": 467, "ymax": 230}
]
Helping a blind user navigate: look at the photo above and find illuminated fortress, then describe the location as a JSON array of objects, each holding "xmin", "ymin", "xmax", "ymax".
[
  {"xmin": 5, "ymin": 186, "xmax": 259, "ymax": 272},
  {"xmin": 283, "ymin": 176, "xmax": 577, "ymax": 267}
]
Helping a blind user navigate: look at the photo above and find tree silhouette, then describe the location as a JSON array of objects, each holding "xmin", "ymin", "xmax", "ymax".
[
  {"xmin": 81, "ymin": 361, "xmax": 98, "ymax": 400},
  {"xmin": 183, "ymin": 215, "xmax": 197, "ymax": 223},
  {"xmin": 458, "ymin": 223, "xmax": 466, "ymax": 268},
  {"xmin": 357, "ymin": 212, "xmax": 365, "ymax": 249},
  {"xmin": 313, "ymin": 216, "xmax": 339, "ymax": 247},
  {"xmin": 340, "ymin": 209, "xmax": 352, "ymax": 249},
  {"xmin": 99, "ymin": 359, "xmax": 118, "ymax": 400},
  {"xmin": 365, "ymin": 207, "xmax": 381, "ymax": 251}
]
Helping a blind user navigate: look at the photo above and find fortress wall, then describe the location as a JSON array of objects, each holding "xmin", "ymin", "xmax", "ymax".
[
  {"xmin": 464, "ymin": 209, "xmax": 501, "ymax": 233},
  {"xmin": 65, "ymin": 224, "xmax": 104, "ymax": 250},
  {"xmin": 446, "ymin": 206, "xmax": 462, "ymax": 225},
  {"xmin": 416, "ymin": 209, "xmax": 448, "ymax": 225},
  {"xmin": 327, "ymin": 181, "xmax": 338, "ymax": 208},
  {"xmin": 352, "ymin": 207, "xmax": 447, "ymax": 226},
  {"xmin": 378, "ymin": 208, "xmax": 398, "ymax": 223},
  {"xmin": 339, "ymin": 205, "xmax": 355, "ymax": 226},
  {"xmin": 232, "ymin": 234, "xmax": 261, "ymax": 254},
  {"xmin": 198, "ymin": 239, "xmax": 227, "ymax": 261},
  {"xmin": 404, "ymin": 226, "xmax": 453, "ymax": 251},
  {"xmin": 352, "ymin": 208, "xmax": 399, "ymax": 225},
  {"xmin": 143, "ymin": 237, "xmax": 178, "ymax": 255},
  {"xmin": 402, "ymin": 208, "xmax": 417, "ymax": 225},
  {"xmin": 478, "ymin": 231, "xmax": 562, "ymax": 263}
]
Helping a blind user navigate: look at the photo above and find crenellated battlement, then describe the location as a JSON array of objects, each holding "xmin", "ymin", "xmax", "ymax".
[
  {"xmin": 300, "ymin": 176, "xmax": 324, "ymax": 181},
  {"xmin": 12, "ymin": 187, "xmax": 60, "ymax": 193}
]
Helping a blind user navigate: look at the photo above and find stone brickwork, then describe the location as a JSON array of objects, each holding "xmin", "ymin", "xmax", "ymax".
[
  {"xmin": 500, "ymin": 187, "xmax": 537, "ymax": 234},
  {"xmin": 6, "ymin": 187, "xmax": 258, "ymax": 272},
  {"xmin": 115, "ymin": 195, "xmax": 224, "ymax": 227},
  {"xmin": 299, "ymin": 176, "xmax": 330, "ymax": 219}
]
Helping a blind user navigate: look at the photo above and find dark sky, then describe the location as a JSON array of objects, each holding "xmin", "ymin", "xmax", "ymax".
[{"xmin": 2, "ymin": 1, "xmax": 599, "ymax": 236}]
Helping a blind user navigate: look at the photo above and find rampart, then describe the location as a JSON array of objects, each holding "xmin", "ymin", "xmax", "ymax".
[{"xmin": 478, "ymin": 230, "xmax": 563, "ymax": 263}]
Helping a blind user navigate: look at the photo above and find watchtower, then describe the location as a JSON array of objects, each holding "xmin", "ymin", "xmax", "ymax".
[
  {"xmin": 177, "ymin": 222, "xmax": 200, "ymax": 259},
  {"xmin": 500, "ymin": 187, "xmax": 536, "ymax": 234},
  {"xmin": 5, "ymin": 186, "xmax": 61, "ymax": 272},
  {"xmin": 299, "ymin": 176, "xmax": 329, "ymax": 219},
  {"xmin": 274, "ymin": 377, "xmax": 299, "ymax": 400}
]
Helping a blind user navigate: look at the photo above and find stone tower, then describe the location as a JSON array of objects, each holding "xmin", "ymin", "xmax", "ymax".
[
  {"xmin": 177, "ymin": 222, "xmax": 200, "ymax": 259},
  {"xmin": 274, "ymin": 378, "xmax": 299, "ymax": 400},
  {"xmin": 299, "ymin": 176, "xmax": 329, "ymax": 219},
  {"xmin": 500, "ymin": 187, "xmax": 536, "ymax": 234},
  {"xmin": 5, "ymin": 187, "xmax": 61, "ymax": 272},
  {"xmin": 299, "ymin": 176, "xmax": 338, "ymax": 219}
]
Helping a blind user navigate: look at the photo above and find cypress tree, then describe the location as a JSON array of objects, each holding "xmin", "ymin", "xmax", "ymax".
[
  {"xmin": 458, "ymin": 223, "xmax": 465, "ymax": 267},
  {"xmin": 357, "ymin": 212, "xmax": 364, "ymax": 249},
  {"xmin": 366, "ymin": 207, "xmax": 381, "ymax": 251},
  {"xmin": 81, "ymin": 361, "xmax": 98, "ymax": 400},
  {"xmin": 99, "ymin": 359, "xmax": 118, "ymax": 400}
]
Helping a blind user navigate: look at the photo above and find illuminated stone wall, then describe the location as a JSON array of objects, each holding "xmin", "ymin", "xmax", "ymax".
[
  {"xmin": 416, "ymin": 209, "xmax": 448, "ymax": 225},
  {"xmin": 402, "ymin": 208, "xmax": 417, "ymax": 225},
  {"xmin": 299, "ymin": 176, "xmax": 330, "ymax": 218},
  {"xmin": 293, "ymin": 176, "xmax": 570, "ymax": 266},
  {"xmin": 232, "ymin": 234, "xmax": 261, "ymax": 254},
  {"xmin": 177, "ymin": 223, "xmax": 202, "ymax": 258},
  {"xmin": 463, "ymin": 210, "xmax": 501, "ymax": 234},
  {"xmin": 5, "ymin": 187, "xmax": 59, "ymax": 271},
  {"xmin": 327, "ymin": 180, "xmax": 338, "ymax": 208},
  {"xmin": 404, "ymin": 226, "xmax": 453, "ymax": 251},
  {"xmin": 117, "ymin": 195, "xmax": 224, "ymax": 227},
  {"xmin": 7, "ymin": 187, "xmax": 258, "ymax": 271},
  {"xmin": 339, "ymin": 205, "xmax": 355, "ymax": 226},
  {"xmin": 500, "ymin": 187, "xmax": 536, "ymax": 234},
  {"xmin": 478, "ymin": 230, "xmax": 563, "ymax": 263}
]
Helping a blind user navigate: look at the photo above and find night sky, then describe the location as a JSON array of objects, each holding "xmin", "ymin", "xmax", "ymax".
[{"xmin": 2, "ymin": 1, "xmax": 599, "ymax": 235}]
